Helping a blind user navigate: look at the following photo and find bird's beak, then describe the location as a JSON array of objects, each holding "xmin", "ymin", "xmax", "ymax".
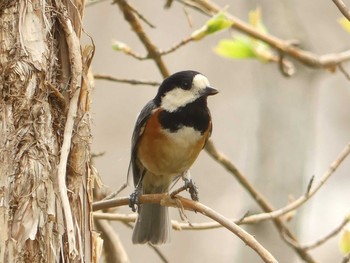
[{"xmin": 202, "ymin": 86, "xmax": 219, "ymax": 96}]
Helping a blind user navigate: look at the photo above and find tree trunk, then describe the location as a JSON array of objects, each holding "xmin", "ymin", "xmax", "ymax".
[{"xmin": 0, "ymin": 1, "xmax": 96, "ymax": 262}]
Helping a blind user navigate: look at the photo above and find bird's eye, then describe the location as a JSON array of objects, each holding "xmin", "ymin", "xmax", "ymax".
[{"xmin": 182, "ymin": 81, "xmax": 191, "ymax": 89}]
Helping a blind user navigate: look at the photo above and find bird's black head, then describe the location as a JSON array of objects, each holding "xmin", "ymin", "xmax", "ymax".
[{"xmin": 154, "ymin": 70, "xmax": 218, "ymax": 112}]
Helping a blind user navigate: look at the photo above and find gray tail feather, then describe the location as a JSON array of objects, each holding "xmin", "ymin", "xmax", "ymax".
[{"xmin": 132, "ymin": 203, "xmax": 170, "ymax": 245}]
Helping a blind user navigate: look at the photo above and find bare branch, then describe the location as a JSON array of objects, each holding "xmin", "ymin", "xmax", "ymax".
[
  {"xmin": 94, "ymin": 74, "xmax": 160, "ymax": 86},
  {"xmin": 160, "ymin": 36, "xmax": 194, "ymax": 56},
  {"xmin": 93, "ymin": 212, "xmax": 225, "ymax": 231},
  {"xmin": 182, "ymin": 0, "xmax": 350, "ymax": 71},
  {"xmin": 338, "ymin": 64, "xmax": 350, "ymax": 80},
  {"xmin": 204, "ymin": 140, "xmax": 317, "ymax": 263},
  {"xmin": 85, "ymin": 0, "xmax": 110, "ymax": 7},
  {"xmin": 93, "ymin": 196, "xmax": 129, "ymax": 211},
  {"xmin": 175, "ymin": 196, "xmax": 278, "ymax": 263},
  {"xmin": 92, "ymin": 136, "xmax": 350, "ymax": 261},
  {"xmin": 92, "ymin": 205, "xmax": 298, "ymax": 230},
  {"xmin": 146, "ymin": 241, "xmax": 169, "ymax": 263},
  {"xmin": 91, "ymin": 151, "xmax": 106, "ymax": 159},
  {"xmin": 115, "ymin": 0, "xmax": 170, "ymax": 77},
  {"xmin": 239, "ymin": 141, "xmax": 350, "ymax": 227},
  {"xmin": 342, "ymin": 253, "xmax": 350, "ymax": 263},
  {"xmin": 93, "ymin": 195, "xmax": 278, "ymax": 263},
  {"xmin": 305, "ymin": 175, "xmax": 315, "ymax": 195},
  {"xmin": 94, "ymin": 219, "xmax": 130, "ymax": 263},
  {"xmin": 91, "ymin": 2, "xmax": 350, "ymax": 261},
  {"xmin": 254, "ymin": 142, "xmax": 350, "ymax": 222},
  {"xmin": 127, "ymin": 2, "xmax": 156, "ymax": 28},
  {"xmin": 183, "ymin": 6, "xmax": 194, "ymax": 27},
  {"xmin": 103, "ymin": 183, "xmax": 128, "ymax": 200},
  {"xmin": 121, "ymin": 222, "xmax": 169, "ymax": 262},
  {"xmin": 94, "ymin": 212, "xmax": 136, "ymax": 222},
  {"xmin": 332, "ymin": 0, "xmax": 350, "ymax": 22},
  {"xmin": 204, "ymin": 140, "xmax": 277, "ymax": 213},
  {"xmin": 301, "ymin": 215, "xmax": 350, "ymax": 250}
]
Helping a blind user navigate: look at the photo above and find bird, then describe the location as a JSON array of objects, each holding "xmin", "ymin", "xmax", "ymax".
[{"xmin": 128, "ymin": 70, "xmax": 218, "ymax": 245}]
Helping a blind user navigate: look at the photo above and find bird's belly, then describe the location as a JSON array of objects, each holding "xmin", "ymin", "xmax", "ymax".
[{"xmin": 138, "ymin": 126, "xmax": 205, "ymax": 176}]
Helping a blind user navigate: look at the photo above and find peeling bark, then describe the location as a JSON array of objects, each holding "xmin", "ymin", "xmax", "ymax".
[{"xmin": 0, "ymin": 1, "xmax": 96, "ymax": 262}]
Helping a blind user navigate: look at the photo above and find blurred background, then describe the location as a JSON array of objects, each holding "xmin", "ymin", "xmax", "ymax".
[{"xmin": 84, "ymin": 0, "xmax": 350, "ymax": 262}]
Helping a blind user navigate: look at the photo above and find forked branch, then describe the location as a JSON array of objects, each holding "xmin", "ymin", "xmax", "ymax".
[{"xmin": 93, "ymin": 195, "xmax": 277, "ymax": 263}]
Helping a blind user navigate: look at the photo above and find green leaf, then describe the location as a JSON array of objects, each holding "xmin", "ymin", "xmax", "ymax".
[
  {"xmin": 191, "ymin": 12, "xmax": 233, "ymax": 41},
  {"xmin": 214, "ymin": 37, "xmax": 256, "ymax": 59},
  {"xmin": 338, "ymin": 17, "xmax": 350, "ymax": 34},
  {"xmin": 340, "ymin": 229, "xmax": 350, "ymax": 255},
  {"xmin": 214, "ymin": 7, "xmax": 274, "ymax": 62},
  {"xmin": 206, "ymin": 13, "xmax": 234, "ymax": 34}
]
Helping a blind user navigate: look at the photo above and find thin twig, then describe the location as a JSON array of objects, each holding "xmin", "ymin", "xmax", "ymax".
[
  {"xmin": 93, "ymin": 196, "xmax": 129, "ymax": 211},
  {"xmin": 338, "ymin": 63, "xmax": 350, "ymax": 80},
  {"xmin": 183, "ymin": 6, "xmax": 194, "ymax": 27},
  {"xmin": 206, "ymin": 140, "xmax": 350, "ymax": 261},
  {"xmin": 122, "ymin": 222, "xmax": 169, "ymax": 262},
  {"xmin": 175, "ymin": 196, "xmax": 278, "ymax": 263},
  {"xmin": 94, "ymin": 74, "xmax": 160, "ymax": 86},
  {"xmin": 93, "ymin": 195, "xmax": 278, "ymax": 263},
  {"xmin": 245, "ymin": 142, "xmax": 350, "ymax": 224},
  {"xmin": 93, "ymin": 212, "xmax": 136, "ymax": 222},
  {"xmin": 160, "ymin": 36, "xmax": 194, "ymax": 56},
  {"xmin": 113, "ymin": 0, "xmax": 350, "ymax": 77},
  {"xmin": 85, "ymin": 0, "xmax": 109, "ymax": 7},
  {"xmin": 301, "ymin": 215, "xmax": 350, "ymax": 250},
  {"xmin": 147, "ymin": 242, "xmax": 169, "ymax": 263},
  {"xmin": 179, "ymin": 0, "xmax": 210, "ymax": 16},
  {"xmin": 332, "ymin": 0, "xmax": 350, "ymax": 22},
  {"xmin": 342, "ymin": 253, "xmax": 350, "ymax": 263},
  {"xmin": 92, "ymin": 205, "xmax": 303, "ymax": 230},
  {"xmin": 127, "ymin": 2, "xmax": 156, "ymax": 28},
  {"xmin": 103, "ymin": 183, "xmax": 128, "ymax": 200},
  {"xmin": 95, "ymin": 219, "xmax": 130, "ymax": 263},
  {"xmin": 91, "ymin": 151, "xmax": 106, "ymax": 159},
  {"xmin": 237, "ymin": 210, "xmax": 250, "ymax": 224},
  {"xmin": 305, "ymin": 175, "xmax": 315, "ymax": 195},
  {"xmin": 122, "ymin": 49, "xmax": 148, "ymax": 60},
  {"xmin": 93, "ymin": 212, "xmax": 224, "ymax": 230},
  {"xmin": 204, "ymin": 140, "xmax": 317, "ymax": 263},
  {"xmin": 182, "ymin": 0, "xmax": 350, "ymax": 71},
  {"xmin": 170, "ymin": 184, "xmax": 188, "ymax": 198},
  {"xmin": 115, "ymin": 0, "xmax": 170, "ymax": 78}
]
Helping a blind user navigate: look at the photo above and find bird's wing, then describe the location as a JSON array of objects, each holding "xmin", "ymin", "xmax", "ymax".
[
  {"xmin": 203, "ymin": 108, "xmax": 213, "ymax": 148},
  {"xmin": 127, "ymin": 100, "xmax": 157, "ymax": 187}
]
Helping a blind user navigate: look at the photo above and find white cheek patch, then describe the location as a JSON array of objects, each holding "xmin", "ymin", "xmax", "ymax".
[
  {"xmin": 161, "ymin": 74, "xmax": 210, "ymax": 112},
  {"xmin": 161, "ymin": 88, "xmax": 195, "ymax": 112}
]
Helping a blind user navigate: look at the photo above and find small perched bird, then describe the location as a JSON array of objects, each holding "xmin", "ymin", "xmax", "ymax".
[{"xmin": 129, "ymin": 70, "xmax": 218, "ymax": 244}]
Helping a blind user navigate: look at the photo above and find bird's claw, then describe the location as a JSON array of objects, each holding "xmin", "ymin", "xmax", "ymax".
[
  {"xmin": 184, "ymin": 178, "xmax": 199, "ymax": 201},
  {"xmin": 129, "ymin": 189, "xmax": 141, "ymax": 212}
]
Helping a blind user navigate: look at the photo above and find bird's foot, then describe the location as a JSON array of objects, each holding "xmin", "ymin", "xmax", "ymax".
[
  {"xmin": 129, "ymin": 187, "xmax": 141, "ymax": 212},
  {"xmin": 184, "ymin": 178, "xmax": 199, "ymax": 201}
]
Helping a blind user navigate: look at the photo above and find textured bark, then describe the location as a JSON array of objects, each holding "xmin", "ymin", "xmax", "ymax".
[{"xmin": 0, "ymin": 1, "xmax": 95, "ymax": 262}]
